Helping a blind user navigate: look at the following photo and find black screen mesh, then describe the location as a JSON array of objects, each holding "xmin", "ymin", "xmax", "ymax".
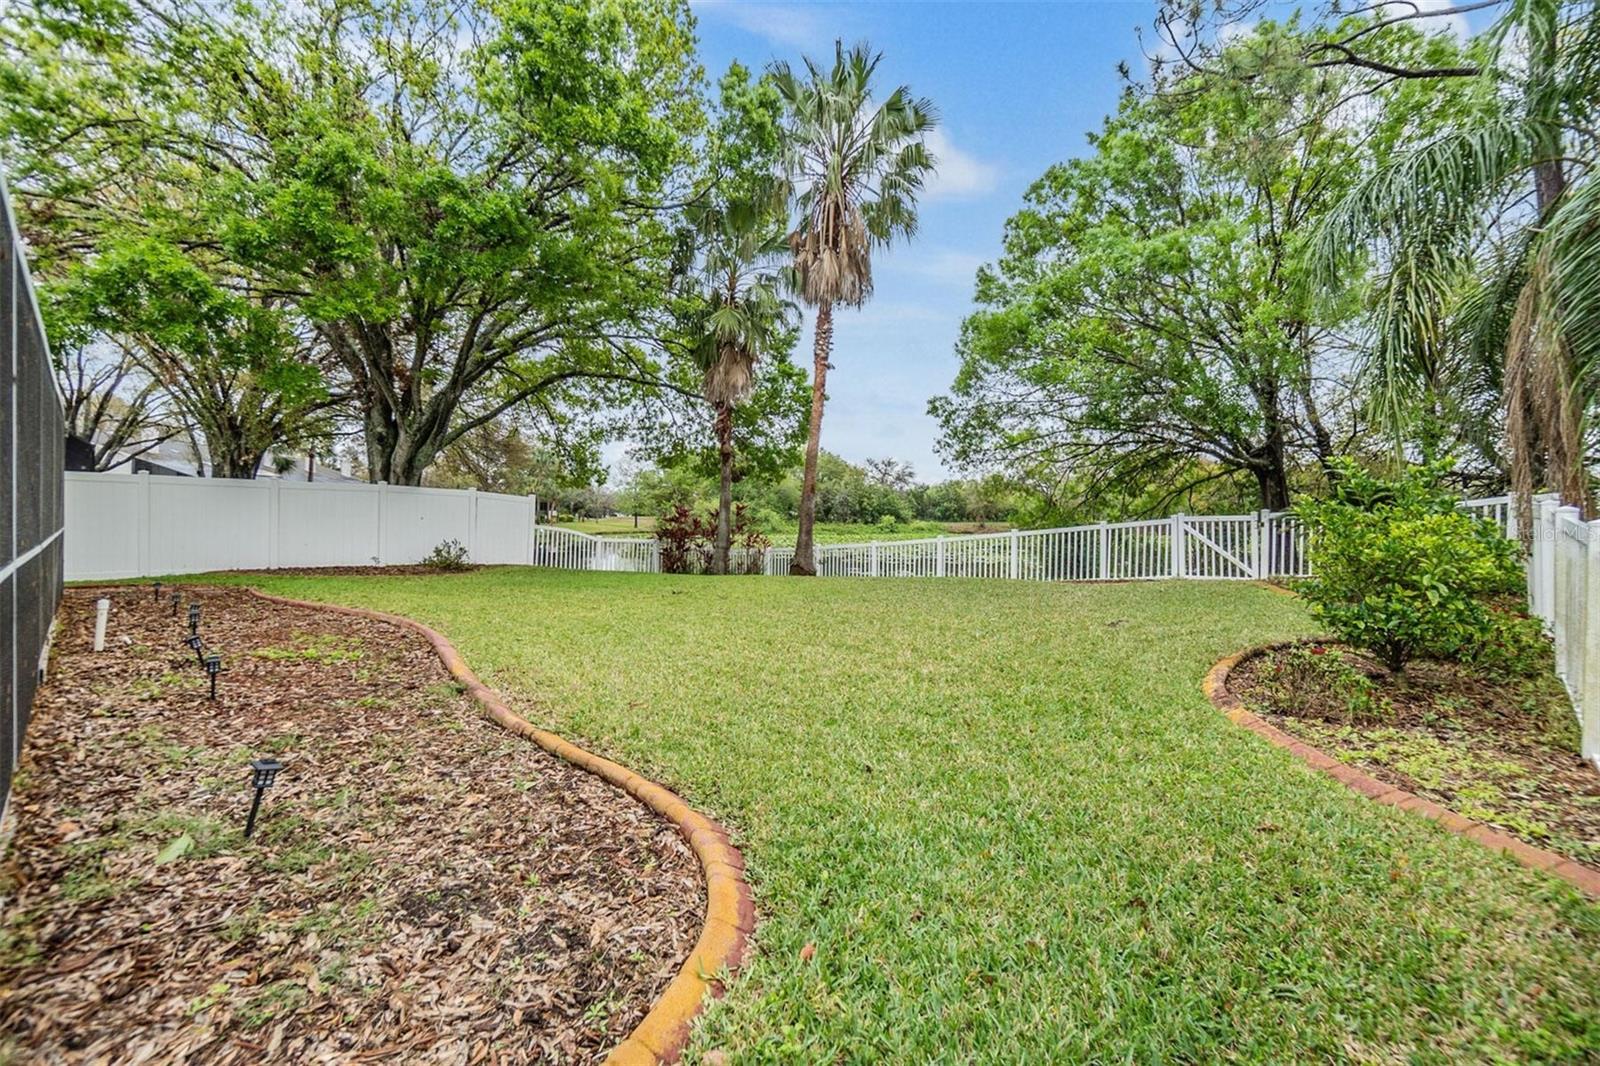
[{"xmin": 0, "ymin": 179, "xmax": 66, "ymax": 821}]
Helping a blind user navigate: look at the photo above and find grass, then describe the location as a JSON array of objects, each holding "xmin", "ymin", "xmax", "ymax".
[
  {"xmin": 553, "ymin": 517, "xmax": 1014, "ymax": 546},
  {"xmin": 197, "ymin": 568, "xmax": 1600, "ymax": 1062}
]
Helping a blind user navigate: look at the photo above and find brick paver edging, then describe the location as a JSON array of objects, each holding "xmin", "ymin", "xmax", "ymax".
[
  {"xmin": 1205, "ymin": 643, "xmax": 1600, "ymax": 899},
  {"xmin": 248, "ymin": 590, "xmax": 752, "ymax": 1064}
]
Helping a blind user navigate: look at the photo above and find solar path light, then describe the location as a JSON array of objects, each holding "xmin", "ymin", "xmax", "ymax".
[
  {"xmin": 244, "ymin": 758, "xmax": 283, "ymax": 839},
  {"xmin": 184, "ymin": 633, "xmax": 205, "ymax": 665},
  {"xmin": 187, "ymin": 602, "xmax": 201, "ymax": 635},
  {"xmin": 203, "ymin": 653, "xmax": 223, "ymax": 699},
  {"xmin": 170, "ymin": 590, "xmax": 182, "ymax": 616}
]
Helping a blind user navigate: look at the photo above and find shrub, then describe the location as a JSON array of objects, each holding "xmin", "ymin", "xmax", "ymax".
[
  {"xmin": 1295, "ymin": 462, "xmax": 1522, "ymax": 674},
  {"xmin": 421, "ymin": 538, "xmax": 471, "ymax": 571},
  {"xmin": 657, "ymin": 505, "xmax": 714, "ymax": 574},
  {"xmin": 1462, "ymin": 605, "xmax": 1553, "ymax": 680},
  {"xmin": 657, "ymin": 504, "xmax": 770, "ymax": 575},
  {"xmin": 1257, "ymin": 644, "xmax": 1393, "ymax": 724}
]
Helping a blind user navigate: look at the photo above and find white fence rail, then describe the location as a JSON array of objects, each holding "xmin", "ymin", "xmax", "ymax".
[
  {"xmin": 764, "ymin": 511, "xmax": 1321, "ymax": 581},
  {"xmin": 1528, "ymin": 499, "xmax": 1600, "ymax": 767},
  {"xmin": 65, "ymin": 471, "xmax": 539, "ymax": 580}
]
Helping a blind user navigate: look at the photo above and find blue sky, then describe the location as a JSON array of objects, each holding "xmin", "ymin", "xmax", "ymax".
[{"xmin": 615, "ymin": 1, "xmax": 1165, "ymax": 483}]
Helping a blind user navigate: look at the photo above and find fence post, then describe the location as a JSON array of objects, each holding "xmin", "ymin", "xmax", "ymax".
[
  {"xmin": 1097, "ymin": 522, "xmax": 1108, "ymax": 580},
  {"xmin": 526, "ymin": 495, "xmax": 537, "ymax": 565},
  {"xmin": 1009, "ymin": 529, "xmax": 1019, "ymax": 580},
  {"xmin": 1170, "ymin": 513, "xmax": 1185, "ymax": 579},
  {"xmin": 870, "ymin": 541, "xmax": 880, "ymax": 578},
  {"xmin": 136, "ymin": 470, "xmax": 151, "ymax": 577},
  {"xmin": 1554, "ymin": 506, "xmax": 1581, "ymax": 661},
  {"xmin": 1536, "ymin": 498, "xmax": 1559, "ymax": 629},
  {"xmin": 1255, "ymin": 509, "xmax": 1270, "ymax": 579},
  {"xmin": 267, "ymin": 477, "xmax": 281, "ymax": 571},
  {"xmin": 376, "ymin": 481, "xmax": 389, "ymax": 566},
  {"xmin": 936, "ymin": 535, "xmax": 946, "ymax": 578},
  {"xmin": 1585, "ymin": 520, "xmax": 1600, "ymax": 768}
]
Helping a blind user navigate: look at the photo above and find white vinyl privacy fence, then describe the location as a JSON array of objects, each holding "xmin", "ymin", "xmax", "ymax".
[
  {"xmin": 1528, "ymin": 498, "xmax": 1600, "ymax": 767},
  {"xmin": 65, "ymin": 471, "xmax": 539, "ymax": 580}
]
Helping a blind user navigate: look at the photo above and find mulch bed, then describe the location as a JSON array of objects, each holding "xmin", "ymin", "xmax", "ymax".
[
  {"xmin": 0, "ymin": 587, "xmax": 701, "ymax": 1063},
  {"xmin": 1230, "ymin": 641, "xmax": 1600, "ymax": 869}
]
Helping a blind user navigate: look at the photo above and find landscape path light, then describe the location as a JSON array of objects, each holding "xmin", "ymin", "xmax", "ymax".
[
  {"xmin": 187, "ymin": 602, "xmax": 201, "ymax": 635},
  {"xmin": 203, "ymin": 653, "xmax": 223, "ymax": 699},
  {"xmin": 244, "ymin": 758, "xmax": 283, "ymax": 839},
  {"xmin": 184, "ymin": 633, "xmax": 205, "ymax": 665},
  {"xmin": 152, "ymin": 580, "xmax": 162, "ymax": 603},
  {"xmin": 170, "ymin": 590, "xmax": 182, "ymax": 616}
]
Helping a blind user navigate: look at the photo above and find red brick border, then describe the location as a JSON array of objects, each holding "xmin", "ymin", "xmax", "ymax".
[
  {"xmin": 247, "ymin": 590, "xmax": 752, "ymax": 1064},
  {"xmin": 1205, "ymin": 644, "xmax": 1600, "ymax": 899}
]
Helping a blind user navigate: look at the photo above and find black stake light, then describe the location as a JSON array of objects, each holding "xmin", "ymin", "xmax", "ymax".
[
  {"xmin": 170, "ymin": 589, "xmax": 182, "ymax": 616},
  {"xmin": 203, "ymin": 652, "xmax": 223, "ymax": 699},
  {"xmin": 184, "ymin": 633, "xmax": 205, "ymax": 665},
  {"xmin": 244, "ymin": 757, "xmax": 283, "ymax": 839},
  {"xmin": 153, "ymin": 580, "xmax": 163, "ymax": 602},
  {"xmin": 187, "ymin": 602, "xmax": 201, "ymax": 635}
]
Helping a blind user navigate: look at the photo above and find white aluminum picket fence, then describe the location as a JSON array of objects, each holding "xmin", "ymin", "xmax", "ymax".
[
  {"xmin": 530, "ymin": 495, "xmax": 1518, "ymax": 582},
  {"xmin": 1527, "ymin": 498, "xmax": 1600, "ymax": 767}
]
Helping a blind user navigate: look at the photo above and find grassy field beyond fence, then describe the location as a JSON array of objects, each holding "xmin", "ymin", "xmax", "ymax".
[
  {"xmin": 552, "ymin": 517, "xmax": 1013, "ymax": 547},
  {"xmin": 220, "ymin": 569, "xmax": 1600, "ymax": 1062}
]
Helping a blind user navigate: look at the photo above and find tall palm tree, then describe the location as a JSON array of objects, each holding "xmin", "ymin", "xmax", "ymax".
[
  {"xmin": 1315, "ymin": 0, "xmax": 1600, "ymax": 534},
  {"xmin": 690, "ymin": 199, "xmax": 794, "ymax": 574},
  {"xmin": 773, "ymin": 42, "xmax": 936, "ymax": 575}
]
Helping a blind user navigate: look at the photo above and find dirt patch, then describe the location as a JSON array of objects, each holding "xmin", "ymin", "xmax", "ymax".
[
  {"xmin": 0, "ymin": 587, "xmax": 701, "ymax": 1063},
  {"xmin": 1230, "ymin": 641, "xmax": 1600, "ymax": 869}
]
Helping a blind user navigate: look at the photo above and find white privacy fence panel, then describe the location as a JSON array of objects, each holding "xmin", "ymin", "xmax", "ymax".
[
  {"xmin": 1529, "ymin": 499, "xmax": 1600, "ymax": 768},
  {"xmin": 65, "ymin": 472, "xmax": 538, "ymax": 579}
]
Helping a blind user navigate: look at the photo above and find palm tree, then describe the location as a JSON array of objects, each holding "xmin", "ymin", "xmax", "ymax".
[
  {"xmin": 1315, "ymin": 0, "xmax": 1600, "ymax": 535},
  {"xmin": 690, "ymin": 199, "xmax": 794, "ymax": 574},
  {"xmin": 773, "ymin": 42, "xmax": 937, "ymax": 575}
]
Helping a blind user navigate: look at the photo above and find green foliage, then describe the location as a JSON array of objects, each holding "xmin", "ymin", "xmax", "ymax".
[
  {"xmin": 1296, "ymin": 462, "xmax": 1522, "ymax": 672},
  {"xmin": 2, "ymin": 0, "xmax": 709, "ymax": 483},
  {"xmin": 932, "ymin": 19, "xmax": 1478, "ymax": 513},
  {"xmin": 1462, "ymin": 606, "xmax": 1553, "ymax": 681}
]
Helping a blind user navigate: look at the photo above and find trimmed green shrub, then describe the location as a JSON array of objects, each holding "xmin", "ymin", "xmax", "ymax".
[{"xmin": 1295, "ymin": 462, "xmax": 1522, "ymax": 674}]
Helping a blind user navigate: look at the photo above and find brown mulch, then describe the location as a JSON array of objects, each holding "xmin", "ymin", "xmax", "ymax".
[
  {"xmin": 0, "ymin": 587, "xmax": 701, "ymax": 1064},
  {"xmin": 1231, "ymin": 642, "xmax": 1600, "ymax": 869}
]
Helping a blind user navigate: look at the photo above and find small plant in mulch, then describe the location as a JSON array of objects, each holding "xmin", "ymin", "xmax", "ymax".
[{"xmin": 420, "ymin": 538, "xmax": 472, "ymax": 571}]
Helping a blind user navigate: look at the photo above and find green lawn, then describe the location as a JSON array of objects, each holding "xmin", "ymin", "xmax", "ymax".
[{"xmin": 205, "ymin": 569, "xmax": 1600, "ymax": 1062}]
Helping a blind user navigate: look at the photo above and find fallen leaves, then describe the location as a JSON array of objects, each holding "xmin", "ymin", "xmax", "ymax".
[{"xmin": 0, "ymin": 587, "xmax": 703, "ymax": 1063}]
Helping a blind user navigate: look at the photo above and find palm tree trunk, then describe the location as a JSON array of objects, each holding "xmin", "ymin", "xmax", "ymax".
[
  {"xmin": 791, "ymin": 300, "xmax": 833, "ymax": 576},
  {"xmin": 715, "ymin": 400, "xmax": 734, "ymax": 576}
]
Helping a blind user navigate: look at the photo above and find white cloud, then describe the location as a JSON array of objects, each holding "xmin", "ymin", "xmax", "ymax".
[
  {"xmin": 894, "ymin": 248, "xmax": 987, "ymax": 288},
  {"xmin": 921, "ymin": 128, "xmax": 1000, "ymax": 201},
  {"xmin": 691, "ymin": 1, "xmax": 836, "ymax": 50},
  {"xmin": 1374, "ymin": 0, "xmax": 1472, "ymax": 40}
]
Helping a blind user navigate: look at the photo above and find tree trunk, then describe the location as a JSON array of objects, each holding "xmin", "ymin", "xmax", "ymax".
[
  {"xmin": 714, "ymin": 401, "xmax": 734, "ymax": 576},
  {"xmin": 791, "ymin": 300, "xmax": 833, "ymax": 576}
]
